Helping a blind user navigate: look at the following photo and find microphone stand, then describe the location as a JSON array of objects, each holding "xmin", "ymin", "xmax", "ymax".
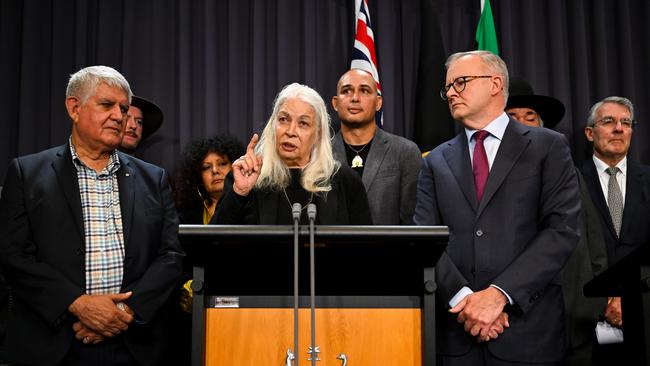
[
  {"xmin": 291, "ymin": 203, "xmax": 302, "ymax": 366},
  {"xmin": 307, "ymin": 203, "xmax": 317, "ymax": 366}
]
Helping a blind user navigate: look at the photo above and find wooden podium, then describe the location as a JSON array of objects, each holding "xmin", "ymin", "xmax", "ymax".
[
  {"xmin": 179, "ymin": 225, "xmax": 448, "ymax": 366},
  {"xmin": 584, "ymin": 243, "xmax": 650, "ymax": 365}
]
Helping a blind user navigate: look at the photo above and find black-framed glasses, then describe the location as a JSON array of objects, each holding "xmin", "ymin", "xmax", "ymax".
[
  {"xmin": 593, "ymin": 117, "xmax": 637, "ymax": 129},
  {"xmin": 440, "ymin": 75, "xmax": 492, "ymax": 100}
]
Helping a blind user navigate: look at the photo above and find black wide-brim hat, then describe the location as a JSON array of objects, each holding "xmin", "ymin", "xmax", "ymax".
[
  {"xmin": 506, "ymin": 77, "xmax": 566, "ymax": 129},
  {"xmin": 131, "ymin": 96, "xmax": 164, "ymax": 141}
]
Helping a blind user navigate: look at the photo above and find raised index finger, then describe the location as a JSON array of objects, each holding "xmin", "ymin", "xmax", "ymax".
[{"xmin": 246, "ymin": 133, "xmax": 259, "ymax": 154}]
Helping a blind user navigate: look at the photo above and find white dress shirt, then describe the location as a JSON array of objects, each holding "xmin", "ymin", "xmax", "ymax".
[
  {"xmin": 592, "ymin": 155, "xmax": 627, "ymax": 204},
  {"xmin": 450, "ymin": 113, "xmax": 513, "ymax": 307}
]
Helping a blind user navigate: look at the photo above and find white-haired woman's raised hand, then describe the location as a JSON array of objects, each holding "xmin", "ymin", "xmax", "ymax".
[{"xmin": 232, "ymin": 133, "xmax": 263, "ymax": 196}]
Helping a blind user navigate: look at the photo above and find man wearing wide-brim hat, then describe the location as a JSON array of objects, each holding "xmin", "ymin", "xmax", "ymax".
[
  {"xmin": 120, "ymin": 96, "xmax": 164, "ymax": 155},
  {"xmin": 505, "ymin": 76, "xmax": 565, "ymax": 129}
]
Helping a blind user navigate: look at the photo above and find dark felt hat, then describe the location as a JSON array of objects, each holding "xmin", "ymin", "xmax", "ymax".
[
  {"xmin": 506, "ymin": 77, "xmax": 565, "ymax": 129},
  {"xmin": 131, "ymin": 96, "xmax": 163, "ymax": 141}
]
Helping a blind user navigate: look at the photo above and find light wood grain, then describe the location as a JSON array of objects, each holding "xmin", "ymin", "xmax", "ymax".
[{"xmin": 204, "ymin": 308, "xmax": 421, "ymax": 366}]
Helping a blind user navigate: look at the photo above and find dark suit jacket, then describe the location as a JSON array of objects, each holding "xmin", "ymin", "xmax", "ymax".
[
  {"xmin": 213, "ymin": 165, "xmax": 372, "ymax": 225},
  {"xmin": 414, "ymin": 119, "xmax": 580, "ymax": 363},
  {"xmin": 0, "ymin": 144, "xmax": 184, "ymax": 366},
  {"xmin": 332, "ymin": 128, "xmax": 422, "ymax": 225},
  {"xmin": 581, "ymin": 158, "xmax": 650, "ymax": 264},
  {"xmin": 561, "ymin": 169, "xmax": 608, "ymax": 356}
]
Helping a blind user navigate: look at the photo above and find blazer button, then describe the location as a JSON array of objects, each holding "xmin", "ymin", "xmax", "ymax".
[
  {"xmin": 475, "ymin": 229, "xmax": 484, "ymax": 237},
  {"xmin": 75, "ymin": 248, "xmax": 84, "ymax": 256}
]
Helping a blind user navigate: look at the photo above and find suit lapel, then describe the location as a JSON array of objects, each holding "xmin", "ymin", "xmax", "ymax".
[
  {"xmin": 332, "ymin": 132, "xmax": 346, "ymax": 163},
  {"xmin": 361, "ymin": 128, "xmax": 388, "ymax": 190},
  {"xmin": 117, "ymin": 153, "xmax": 136, "ymax": 246},
  {"xmin": 51, "ymin": 144, "xmax": 84, "ymax": 237},
  {"xmin": 477, "ymin": 120, "xmax": 530, "ymax": 217},
  {"xmin": 443, "ymin": 133, "xmax": 477, "ymax": 212},
  {"xmin": 620, "ymin": 160, "xmax": 645, "ymax": 239},
  {"xmin": 582, "ymin": 160, "xmax": 617, "ymax": 239}
]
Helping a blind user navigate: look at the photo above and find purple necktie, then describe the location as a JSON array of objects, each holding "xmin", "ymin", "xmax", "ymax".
[{"xmin": 473, "ymin": 130, "xmax": 490, "ymax": 202}]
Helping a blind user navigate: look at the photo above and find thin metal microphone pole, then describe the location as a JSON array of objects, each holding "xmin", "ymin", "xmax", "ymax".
[
  {"xmin": 291, "ymin": 203, "xmax": 302, "ymax": 366},
  {"xmin": 307, "ymin": 203, "xmax": 317, "ymax": 366}
]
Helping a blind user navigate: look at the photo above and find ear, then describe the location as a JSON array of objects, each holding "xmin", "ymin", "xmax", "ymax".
[
  {"xmin": 584, "ymin": 126, "xmax": 594, "ymax": 142},
  {"xmin": 65, "ymin": 96, "xmax": 81, "ymax": 123},
  {"xmin": 491, "ymin": 75, "xmax": 504, "ymax": 96},
  {"xmin": 376, "ymin": 94, "xmax": 383, "ymax": 111},
  {"xmin": 331, "ymin": 96, "xmax": 339, "ymax": 111}
]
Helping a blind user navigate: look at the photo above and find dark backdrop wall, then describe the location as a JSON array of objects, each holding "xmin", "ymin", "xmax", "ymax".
[{"xmin": 1, "ymin": 0, "xmax": 649, "ymax": 184}]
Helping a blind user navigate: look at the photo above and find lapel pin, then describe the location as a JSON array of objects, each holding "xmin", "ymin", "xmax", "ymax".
[{"xmin": 125, "ymin": 173, "xmax": 130, "ymax": 177}]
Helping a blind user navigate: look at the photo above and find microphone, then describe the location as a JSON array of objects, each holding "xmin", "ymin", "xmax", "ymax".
[
  {"xmin": 291, "ymin": 202, "xmax": 301, "ymax": 365},
  {"xmin": 307, "ymin": 203, "xmax": 317, "ymax": 366},
  {"xmin": 307, "ymin": 203, "xmax": 316, "ymax": 222},
  {"xmin": 292, "ymin": 203, "xmax": 302, "ymax": 222}
]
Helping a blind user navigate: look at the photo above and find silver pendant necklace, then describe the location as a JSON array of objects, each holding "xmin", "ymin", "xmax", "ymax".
[
  {"xmin": 346, "ymin": 142, "xmax": 369, "ymax": 168},
  {"xmin": 282, "ymin": 187, "xmax": 314, "ymax": 214}
]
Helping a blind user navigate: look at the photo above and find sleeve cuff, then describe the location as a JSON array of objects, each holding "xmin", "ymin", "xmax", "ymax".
[
  {"xmin": 449, "ymin": 286, "xmax": 474, "ymax": 308},
  {"xmin": 490, "ymin": 284, "xmax": 514, "ymax": 305}
]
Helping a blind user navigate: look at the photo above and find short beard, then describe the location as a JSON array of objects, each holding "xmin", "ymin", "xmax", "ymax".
[{"xmin": 340, "ymin": 119, "xmax": 375, "ymax": 130}]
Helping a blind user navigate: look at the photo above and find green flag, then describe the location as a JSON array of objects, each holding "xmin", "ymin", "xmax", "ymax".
[{"xmin": 475, "ymin": 0, "xmax": 499, "ymax": 55}]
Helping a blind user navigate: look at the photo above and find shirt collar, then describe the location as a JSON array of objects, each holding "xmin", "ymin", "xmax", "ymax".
[
  {"xmin": 464, "ymin": 112, "xmax": 509, "ymax": 142},
  {"xmin": 69, "ymin": 136, "xmax": 121, "ymax": 174},
  {"xmin": 593, "ymin": 154, "xmax": 627, "ymax": 177}
]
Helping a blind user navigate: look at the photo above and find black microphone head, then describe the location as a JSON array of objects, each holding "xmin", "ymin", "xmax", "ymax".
[
  {"xmin": 292, "ymin": 203, "xmax": 302, "ymax": 220},
  {"xmin": 307, "ymin": 203, "xmax": 317, "ymax": 220}
]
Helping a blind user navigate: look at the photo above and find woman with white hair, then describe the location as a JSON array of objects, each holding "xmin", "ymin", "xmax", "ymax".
[{"xmin": 212, "ymin": 83, "xmax": 372, "ymax": 225}]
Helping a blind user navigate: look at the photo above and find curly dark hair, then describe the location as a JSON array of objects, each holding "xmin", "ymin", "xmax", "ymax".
[{"xmin": 173, "ymin": 135, "xmax": 244, "ymax": 218}]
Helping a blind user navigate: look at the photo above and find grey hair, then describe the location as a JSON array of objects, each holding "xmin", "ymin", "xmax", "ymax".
[
  {"xmin": 587, "ymin": 96, "xmax": 634, "ymax": 127},
  {"xmin": 445, "ymin": 50, "xmax": 509, "ymax": 102},
  {"xmin": 66, "ymin": 65, "xmax": 132, "ymax": 104},
  {"xmin": 254, "ymin": 83, "xmax": 340, "ymax": 193}
]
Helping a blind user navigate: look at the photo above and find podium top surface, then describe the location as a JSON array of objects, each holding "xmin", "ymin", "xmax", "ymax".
[
  {"xmin": 179, "ymin": 224, "xmax": 449, "ymax": 244},
  {"xmin": 179, "ymin": 225, "xmax": 448, "ymax": 297}
]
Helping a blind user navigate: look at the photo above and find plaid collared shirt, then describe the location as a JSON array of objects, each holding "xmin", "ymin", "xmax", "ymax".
[{"xmin": 70, "ymin": 139, "xmax": 125, "ymax": 295}]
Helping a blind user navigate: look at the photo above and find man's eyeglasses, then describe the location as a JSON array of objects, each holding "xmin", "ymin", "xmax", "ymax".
[
  {"xmin": 440, "ymin": 75, "xmax": 492, "ymax": 100},
  {"xmin": 592, "ymin": 117, "xmax": 636, "ymax": 129}
]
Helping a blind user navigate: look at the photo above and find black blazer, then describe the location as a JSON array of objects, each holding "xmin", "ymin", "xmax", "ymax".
[
  {"xmin": 581, "ymin": 158, "xmax": 650, "ymax": 263},
  {"xmin": 415, "ymin": 119, "xmax": 580, "ymax": 363},
  {"xmin": 0, "ymin": 144, "xmax": 184, "ymax": 366}
]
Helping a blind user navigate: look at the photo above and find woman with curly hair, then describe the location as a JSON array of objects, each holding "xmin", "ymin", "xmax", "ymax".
[
  {"xmin": 168, "ymin": 134, "xmax": 244, "ymax": 366},
  {"xmin": 174, "ymin": 135, "xmax": 244, "ymax": 224}
]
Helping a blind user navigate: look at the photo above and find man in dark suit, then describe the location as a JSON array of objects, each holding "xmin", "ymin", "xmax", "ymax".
[
  {"xmin": 0, "ymin": 66, "xmax": 184, "ymax": 366},
  {"xmin": 415, "ymin": 51, "xmax": 580, "ymax": 365},
  {"xmin": 581, "ymin": 96, "xmax": 650, "ymax": 343},
  {"xmin": 331, "ymin": 69, "xmax": 422, "ymax": 225}
]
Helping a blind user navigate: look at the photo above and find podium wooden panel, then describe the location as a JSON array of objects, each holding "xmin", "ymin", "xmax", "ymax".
[
  {"xmin": 179, "ymin": 225, "xmax": 448, "ymax": 366},
  {"xmin": 205, "ymin": 309, "xmax": 421, "ymax": 366}
]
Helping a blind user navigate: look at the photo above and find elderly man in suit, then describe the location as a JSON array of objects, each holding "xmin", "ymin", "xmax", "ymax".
[
  {"xmin": 0, "ymin": 65, "xmax": 184, "ymax": 366},
  {"xmin": 415, "ymin": 51, "xmax": 580, "ymax": 365},
  {"xmin": 581, "ymin": 96, "xmax": 650, "ymax": 362},
  {"xmin": 331, "ymin": 68, "xmax": 422, "ymax": 225}
]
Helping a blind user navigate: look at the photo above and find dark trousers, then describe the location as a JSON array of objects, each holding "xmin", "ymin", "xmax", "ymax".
[
  {"xmin": 441, "ymin": 344, "xmax": 561, "ymax": 366},
  {"xmin": 57, "ymin": 337, "xmax": 139, "ymax": 366}
]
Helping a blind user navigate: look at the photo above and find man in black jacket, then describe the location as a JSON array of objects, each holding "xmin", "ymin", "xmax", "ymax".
[{"xmin": 0, "ymin": 65, "xmax": 183, "ymax": 366}]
